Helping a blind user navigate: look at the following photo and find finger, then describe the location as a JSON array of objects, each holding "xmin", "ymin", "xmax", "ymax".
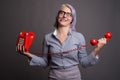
[
  {"xmin": 16, "ymin": 44, "xmax": 21, "ymax": 52},
  {"xmin": 17, "ymin": 44, "xmax": 20, "ymax": 51},
  {"xmin": 101, "ymin": 38, "xmax": 105, "ymax": 40},
  {"xmin": 98, "ymin": 38, "xmax": 105, "ymax": 41},
  {"xmin": 98, "ymin": 38, "xmax": 103, "ymax": 41},
  {"xmin": 22, "ymin": 46, "xmax": 25, "ymax": 52},
  {"xmin": 104, "ymin": 38, "xmax": 107, "ymax": 41},
  {"xmin": 19, "ymin": 44, "xmax": 23, "ymax": 52},
  {"xmin": 104, "ymin": 38, "xmax": 107, "ymax": 44},
  {"xmin": 100, "ymin": 38, "xmax": 107, "ymax": 44}
]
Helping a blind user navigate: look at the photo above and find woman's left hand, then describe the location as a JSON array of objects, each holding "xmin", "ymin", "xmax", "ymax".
[{"xmin": 97, "ymin": 38, "xmax": 107, "ymax": 49}]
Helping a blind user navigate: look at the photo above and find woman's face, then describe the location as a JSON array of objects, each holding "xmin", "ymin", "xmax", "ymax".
[{"xmin": 58, "ymin": 6, "xmax": 73, "ymax": 27}]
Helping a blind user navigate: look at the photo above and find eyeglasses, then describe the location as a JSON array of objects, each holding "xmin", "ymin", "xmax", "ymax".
[{"xmin": 58, "ymin": 10, "xmax": 72, "ymax": 17}]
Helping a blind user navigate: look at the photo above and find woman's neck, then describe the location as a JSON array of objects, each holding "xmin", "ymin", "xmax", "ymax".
[
  {"xmin": 56, "ymin": 25, "xmax": 70, "ymax": 44},
  {"xmin": 57, "ymin": 25, "xmax": 70, "ymax": 36}
]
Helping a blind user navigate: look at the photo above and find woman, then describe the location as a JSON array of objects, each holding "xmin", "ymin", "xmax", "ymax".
[{"xmin": 16, "ymin": 4, "xmax": 107, "ymax": 80}]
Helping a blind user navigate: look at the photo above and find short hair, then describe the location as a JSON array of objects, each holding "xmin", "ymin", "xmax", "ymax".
[{"xmin": 54, "ymin": 4, "xmax": 76, "ymax": 31}]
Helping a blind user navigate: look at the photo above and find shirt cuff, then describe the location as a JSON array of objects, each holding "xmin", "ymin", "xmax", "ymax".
[
  {"xmin": 95, "ymin": 55, "xmax": 99, "ymax": 59},
  {"xmin": 91, "ymin": 52, "xmax": 99, "ymax": 59}
]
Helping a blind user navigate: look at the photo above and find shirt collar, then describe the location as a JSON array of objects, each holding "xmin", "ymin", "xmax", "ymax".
[
  {"xmin": 52, "ymin": 29, "xmax": 72, "ymax": 37},
  {"xmin": 53, "ymin": 29, "xmax": 57, "ymax": 36}
]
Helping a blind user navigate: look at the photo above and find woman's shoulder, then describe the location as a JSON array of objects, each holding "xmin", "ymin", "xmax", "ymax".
[
  {"xmin": 45, "ymin": 32, "xmax": 53, "ymax": 37},
  {"xmin": 72, "ymin": 31, "xmax": 84, "ymax": 38},
  {"xmin": 72, "ymin": 31, "xmax": 86, "ymax": 44},
  {"xmin": 44, "ymin": 32, "xmax": 54, "ymax": 41}
]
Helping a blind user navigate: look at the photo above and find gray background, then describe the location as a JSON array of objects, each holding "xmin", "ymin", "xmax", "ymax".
[{"xmin": 0, "ymin": 0, "xmax": 120, "ymax": 80}]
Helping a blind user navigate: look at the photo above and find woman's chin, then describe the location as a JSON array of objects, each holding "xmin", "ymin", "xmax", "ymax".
[{"xmin": 59, "ymin": 22, "xmax": 68, "ymax": 26}]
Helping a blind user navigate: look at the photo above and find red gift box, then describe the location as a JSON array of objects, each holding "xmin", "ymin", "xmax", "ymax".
[{"xmin": 16, "ymin": 31, "xmax": 35, "ymax": 51}]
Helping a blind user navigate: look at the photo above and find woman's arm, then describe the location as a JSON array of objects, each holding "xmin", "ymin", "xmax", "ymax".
[
  {"xmin": 92, "ymin": 38, "xmax": 107, "ymax": 56},
  {"xmin": 16, "ymin": 44, "xmax": 33, "ymax": 60},
  {"xmin": 16, "ymin": 37, "xmax": 49, "ymax": 67},
  {"xmin": 78, "ymin": 34, "xmax": 107, "ymax": 68}
]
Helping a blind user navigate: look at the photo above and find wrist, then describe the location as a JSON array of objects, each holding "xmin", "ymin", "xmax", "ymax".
[
  {"xmin": 92, "ymin": 47, "xmax": 101, "ymax": 56},
  {"xmin": 24, "ymin": 52, "xmax": 33, "ymax": 59}
]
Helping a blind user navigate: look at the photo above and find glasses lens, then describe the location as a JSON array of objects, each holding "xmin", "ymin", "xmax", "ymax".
[{"xmin": 59, "ymin": 10, "xmax": 72, "ymax": 17}]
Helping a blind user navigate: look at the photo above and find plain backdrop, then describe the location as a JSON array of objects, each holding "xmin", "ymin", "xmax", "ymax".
[{"xmin": 0, "ymin": 0, "xmax": 120, "ymax": 80}]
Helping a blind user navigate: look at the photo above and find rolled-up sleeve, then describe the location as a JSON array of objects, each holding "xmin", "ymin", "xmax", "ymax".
[
  {"xmin": 29, "ymin": 55, "xmax": 48, "ymax": 66},
  {"xmin": 79, "ymin": 52, "xmax": 99, "ymax": 68},
  {"xmin": 29, "ymin": 36, "xmax": 49, "ymax": 67},
  {"xmin": 78, "ymin": 33, "xmax": 99, "ymax": 68}
]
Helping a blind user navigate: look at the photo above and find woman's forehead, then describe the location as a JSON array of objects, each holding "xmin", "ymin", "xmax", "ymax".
[{"xmin": 60, "ymin": 5, "xmax": 72, "ymax": 13}]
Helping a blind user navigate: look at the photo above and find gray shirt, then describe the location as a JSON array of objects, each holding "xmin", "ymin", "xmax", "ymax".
[{"xmin": 30, "ymin": 30, "xmax": 98, "ymax": 68}]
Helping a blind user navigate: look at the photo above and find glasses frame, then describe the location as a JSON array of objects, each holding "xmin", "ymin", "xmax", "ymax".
[{"xmin": 58, "ymin": 10, "xmax": 72, "ymax": 17}]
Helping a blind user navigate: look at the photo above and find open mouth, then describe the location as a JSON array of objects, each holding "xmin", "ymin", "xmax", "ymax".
[{"xmin": 59, "ymin": 18, "xmax": 68, "ymax": 22}]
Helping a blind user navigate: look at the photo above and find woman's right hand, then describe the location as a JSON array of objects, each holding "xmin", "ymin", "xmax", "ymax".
[{"xmin": 16, "ymin": 44, "xmax": 33, "ymax": 59}]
